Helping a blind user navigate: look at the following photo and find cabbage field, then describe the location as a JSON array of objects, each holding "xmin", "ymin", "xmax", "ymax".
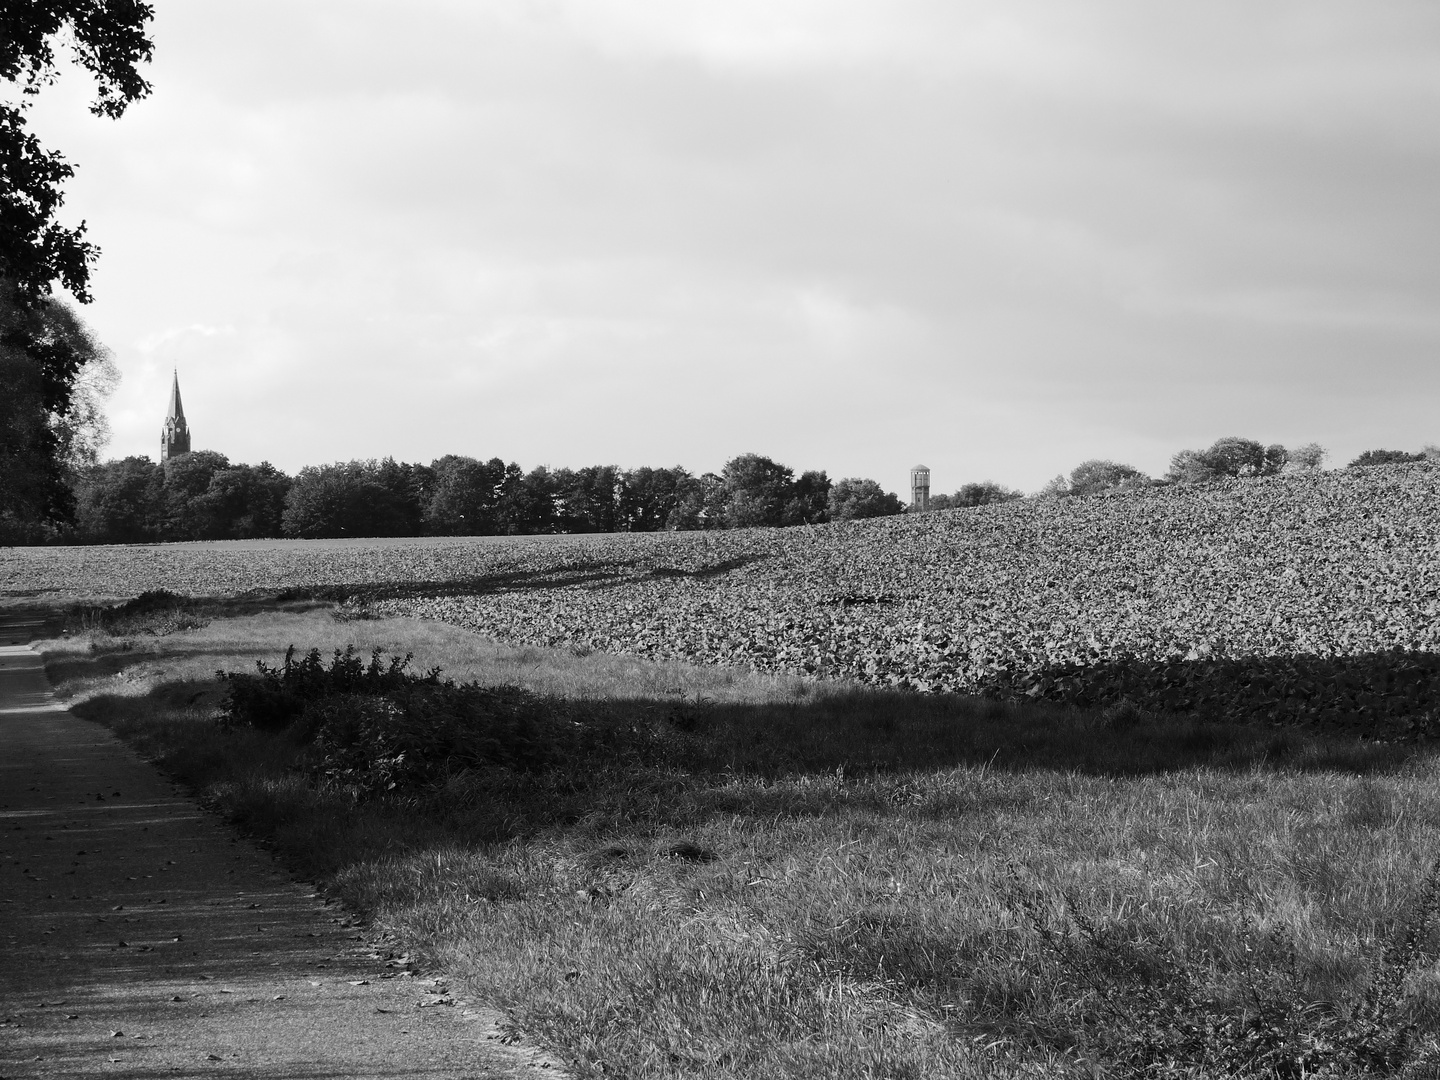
[{"xmin": 5, "ymin": 464, "xmax": 1439, "ymax": 732}]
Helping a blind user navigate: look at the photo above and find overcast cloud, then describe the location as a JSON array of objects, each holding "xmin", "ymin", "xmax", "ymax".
[{"xmin": 23, "ymin": 0, "xmax": 1440, "ymax": 493}]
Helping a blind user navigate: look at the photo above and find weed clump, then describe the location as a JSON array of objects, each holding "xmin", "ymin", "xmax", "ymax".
[
  {"xmin": 73, "ymin": 589, "xmax": 212, "ymax": 638},
  {"xmin": 218, "ymin": 644, "xmax": 437, "ymax": 733},
  {"xmin": 217, "ymin": 645, "xmax": 679, "ymax": 799}
]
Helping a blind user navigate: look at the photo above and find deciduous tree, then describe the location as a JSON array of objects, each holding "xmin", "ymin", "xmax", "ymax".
[
  {"xmin": 1, "ymin": 1, "xmax": 154, "ymax": 303},
  {"xmin": 0, "ymin": 288, "xmax": 116, "ymax": 538},
  {"xmin": 71, "ymin": 455, "xmax": 160, "ymax": 543},
  {"xmin": 721, "ymin": 454, "xmax": 794, "ymax": 528},
  {"xmin": 828, "ymin": 478, "xmax": 904, "ymax": 521},
  {"xmin": 1068, "ymin": 460, "xmax": 1147, "ymax": 496}
]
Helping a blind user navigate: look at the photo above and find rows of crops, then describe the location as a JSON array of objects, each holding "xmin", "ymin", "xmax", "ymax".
[
  {"xmin": 5, "ymin": 464, "xmax": 1437, "ymax": 729},
  {"xmin": 375, "ymin": 465, "xmax": 1440, "ymax": 731}
]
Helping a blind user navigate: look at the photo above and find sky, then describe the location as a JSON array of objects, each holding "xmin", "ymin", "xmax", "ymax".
[{"xmin": 20, "ymin": 0, "xmax": 1440, "ymax": 495}]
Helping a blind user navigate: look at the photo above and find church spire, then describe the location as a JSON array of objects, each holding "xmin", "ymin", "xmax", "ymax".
[
  {"xmin": 166, "ymin": 368, "xmax": 185, "ymax": 422},
  {"xmin": 161, "ymin": 368, "xmax": 192, "ymax": 461}
]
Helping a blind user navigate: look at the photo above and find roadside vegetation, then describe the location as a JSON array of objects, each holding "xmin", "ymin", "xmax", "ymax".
[{"xmin": 36, "ymin": 602, "xmax": 1440, "ymax": 1079}]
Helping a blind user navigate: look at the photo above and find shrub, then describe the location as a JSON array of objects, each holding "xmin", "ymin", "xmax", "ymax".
[
  {"xmin": 944, "ymin": 481, "xmax": 1025, "ymax": 508},
  {"xmin": 1037, "ymin": 474, "xmax": 1071, "ymax": 498},
  {"xmin": 217, "ymin": 644, "xmax": 438, "ymax": 733},
  {"xmin": 1285, "ymin": 442, "xmax": 1328, "ymax": 472},
  {"xmin": 1067, "ymin": 460, "xmax": 1148, "ymax": 497},
  {"xmin": 217, "ymin": 646, "xmax": 680, "ymax": 798},
  {"xmin": 1169, "ymin": 438, "xmax": 1288, "ymax": 482},
  {"xmin": 301, "ymin": 684, "xmax": 556, "ymax": 797},
  {"xmin": 1349, "ymin": 449, "xmax": 1426, "ymax": 468}
]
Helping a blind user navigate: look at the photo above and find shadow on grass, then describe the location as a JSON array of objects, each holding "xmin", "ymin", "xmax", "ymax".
[
  {"xmin": 1005, "ymin": 648, "xmax": 1440, "ymax": 739},
  {"xmin": 70, "ymin": 672, "xmax": 1426, "ymax": 827},
  {"xmin": 62, "ymin": 666, "xmax": 1440, "ymax": 1078}
]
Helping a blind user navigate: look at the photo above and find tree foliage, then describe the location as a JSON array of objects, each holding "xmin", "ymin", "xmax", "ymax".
[
  {"xmin": 1349, "ymin": 448, "xmax": 1424, "ymax": 468},
  {"xmin": 281, "ymin": 460, "xmax": 422, "ymax": 539},
  {"xmin": 719, "ymin": 454, "xmax": 795, "ymax": 528},
  {"xmin": 71, "ymin": 455, "xmax": 160, "ymax": 543},
  {"xmin": 423, "ymin": 455, "xmax": 508, "ymax": 535},
  {"xmin": 1168, "ymin": 437, "xmax": 1288, "ymax": 483},
  {"xmin": 0, "ymin": 287, "xmax": 115, "ymax": 539},
  {"xmin": 1067, "ymin": 459, "xmax": 1148, "ymax": 496},
  {"xmin": 1285, "ymin": 442, "xmax": 1327, "ymax": 472},
  {"xmin": 828, "ymin": 478, "xmax": 904, "ymax": 521},
  {"xmin": 941, "ymin": 481, "xmax": 1024, "ymax": 509},
  {"xmin": 1, "ymin": 1, "xmax": 154, "ymax": 303},
  {"xmin": 0, "ymin": 4, "xmax": 151, "ymax": 538}
]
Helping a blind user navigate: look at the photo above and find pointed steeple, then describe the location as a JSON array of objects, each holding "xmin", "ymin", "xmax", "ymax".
[
  {"xmin": 161, "ymin": 368, "xmax": 192, "ymax": 461},
  {"xmin": 167, "ymin": 368, "xmax": 185, "ymax": 422}
]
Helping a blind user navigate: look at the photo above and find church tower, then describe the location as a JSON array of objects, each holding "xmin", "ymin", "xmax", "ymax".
[{"xmin": 160, "ymin": 370, "xmax": 191, "ymax": 461}]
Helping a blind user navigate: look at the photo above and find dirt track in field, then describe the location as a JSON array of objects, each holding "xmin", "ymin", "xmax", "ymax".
[{"xmin": 0, "ymin": 609, "xmax": 566, "ymax": 1080}]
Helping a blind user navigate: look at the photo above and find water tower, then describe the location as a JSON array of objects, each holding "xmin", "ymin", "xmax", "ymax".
[{"xmin": 910, "ymin": 464, "xmax": 930, "ymax": 512}]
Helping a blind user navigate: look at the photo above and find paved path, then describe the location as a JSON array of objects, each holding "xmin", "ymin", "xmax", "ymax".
[{"xmin": 0, "ymin": 611, "xmax": 563, "ymax": 1079}]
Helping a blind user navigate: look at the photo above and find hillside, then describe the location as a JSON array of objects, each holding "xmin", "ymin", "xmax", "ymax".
[
  {"xmin": 5, "ymin": 463, "xmax": 1438, "ymax": 729},
  {"xmin": 379, "ymin": 463, "xmax": 1440, "ymax": 731}
]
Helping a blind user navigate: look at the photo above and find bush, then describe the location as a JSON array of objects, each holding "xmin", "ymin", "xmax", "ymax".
[
  {"xmin": 218, "ymin": 645, "xmax": 438, "ymax": 734},
  {"xmin": 1169, "ymin": 438, "xmax": 1288, "ymax": 482},
  {"xmin": 935, "ymin": 482, "xmax": 1025, "ymax": 509},
  {"xmin": 301, "ymin": 684, "xmax": 555, "ymax": 796},
  {"xmin": 1067, "ymin": 460, "xmax": 1148, "ymax": 497},
  {"xmin": 217, "ymin": 645, "xmax": 679, "ymax": 798},
  {"xmin": 1349, "ymin": 449, "xmax": 1426, "ymax": 468},
  {"xmin": 1285, "ymin": 442, "xmax": 1328, "ymax": 472}
]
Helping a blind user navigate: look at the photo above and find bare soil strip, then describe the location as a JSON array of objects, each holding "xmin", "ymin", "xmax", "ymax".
[{"xmin": 0, "ymin": 611, "xmax": 565, "ymax": 1080}]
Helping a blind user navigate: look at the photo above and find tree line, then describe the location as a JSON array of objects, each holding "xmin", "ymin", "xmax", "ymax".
[
  {"xmin": 31, "ymin": 434, "xmax": 1440, "ymax": 546},
  {"xmin": 65, "ymin": 452, "xmax": 907, "ymax": 544},
  {"xmin": 1031, "ymin": 437, "xmax": 1438, "ymax": 501}
]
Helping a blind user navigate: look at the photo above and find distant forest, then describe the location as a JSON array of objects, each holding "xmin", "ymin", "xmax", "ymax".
[
  {"xmin": 38, "ymin": 438, "xmax": 1440, "ymax": 545},
  {"xmin": 66, "ymin": 452, "xmax": 907, "ymax": 544}
]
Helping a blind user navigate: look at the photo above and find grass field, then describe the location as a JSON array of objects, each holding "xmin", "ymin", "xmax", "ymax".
[{"xmin": 36, "ymin": 599, "xmax": 1440, "ymax": 1079}]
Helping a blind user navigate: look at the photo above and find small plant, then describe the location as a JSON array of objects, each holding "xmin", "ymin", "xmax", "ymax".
[
  {"xmin": 73, "ymin": 590, "xmax": 212, "ymax": 637},
  {"xmin": 215, "ymin": 645, "xmax": 685, "ymax": 799},
  {"xmin": 1100, "ymin": 697, "xmax": 1146, "ymax": 731},
  {"xmin": 217, "ymin": 644, "xmax": 437, "ymax": 733}
]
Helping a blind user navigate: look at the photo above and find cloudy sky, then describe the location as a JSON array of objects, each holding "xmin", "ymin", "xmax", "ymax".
[{"xmin": 25, "ymin": 0, "xmax": 1440, "ymax": 494}]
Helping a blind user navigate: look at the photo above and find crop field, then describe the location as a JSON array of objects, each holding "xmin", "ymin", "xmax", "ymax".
[
  {"xmin": 18, "ymin": 464, "xmax": 1440, "ymax": 1077},
  {"xmin": 7, "ymin": 463, "xmax": 1440, "ymax": 733}
]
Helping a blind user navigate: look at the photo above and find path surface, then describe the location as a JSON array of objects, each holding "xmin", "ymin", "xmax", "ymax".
[{"xmin": 0, "ymin": 611, "xmax": 563, "ymax": 1079}]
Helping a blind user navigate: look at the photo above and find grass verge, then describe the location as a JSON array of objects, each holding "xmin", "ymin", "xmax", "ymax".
[{"xmin": 38, "ymin": 602, "xmax": 1440, "ymax": 1079}]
